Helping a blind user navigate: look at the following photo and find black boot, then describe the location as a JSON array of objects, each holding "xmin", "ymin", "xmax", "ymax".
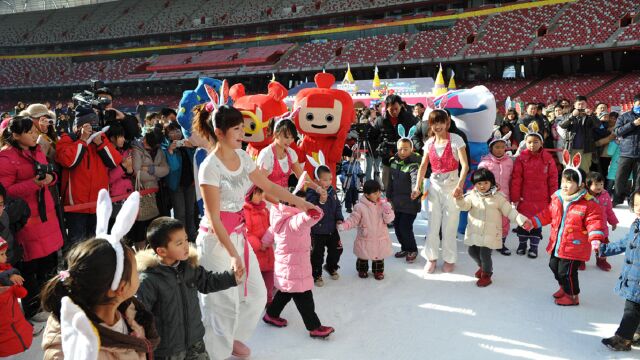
[
  {"xmin": 499, "ymin": 237, "xmax": 511, "ymax": 256},
  {"xmin": 516, "ymin": 237, "xmax": 527, "ymax": 256},
  {"xmin": 528, "ymin": 237, "xmax": 540, "ymax": 259},
  {"xmin": 602, "ymin": 335, "xmax": 632, "ymax": 351}
]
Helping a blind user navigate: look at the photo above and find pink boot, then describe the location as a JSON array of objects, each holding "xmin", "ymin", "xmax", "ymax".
[
  {"xmin": 231, "ymin": 340, "xmax": 251, "ymax": 359},
  {"xmin": 310, "ymin": 325, "xmax": 335, "ymax": 338}
]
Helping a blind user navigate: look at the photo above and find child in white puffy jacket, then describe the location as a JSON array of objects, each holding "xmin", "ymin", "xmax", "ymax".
[{"xmin": 455, "ymin": 168, "xmax": 531, "ymax": 287}]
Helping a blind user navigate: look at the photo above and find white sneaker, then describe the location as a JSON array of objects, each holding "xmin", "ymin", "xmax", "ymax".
[{"xmin": 30, "ymin": 311, "xmax": 51, "ymax": 323}]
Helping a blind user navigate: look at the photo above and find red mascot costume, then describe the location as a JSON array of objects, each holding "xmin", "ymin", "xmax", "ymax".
[
  {"xmin": 293, "ymin": 72, "xmax": 355, "ymax": 185},
  {"xmin": 230, "ymin": 81, "xmax": 289, "ymax": 159}
]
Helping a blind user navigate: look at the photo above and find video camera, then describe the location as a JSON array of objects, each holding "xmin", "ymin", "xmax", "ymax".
[
  {"xmin": 350, "ymin": 123, "xmax": 370, "ymax": 142},
  {"xmin": 72, "ymin": 80, "xmax": 112, "ymax": 112}
]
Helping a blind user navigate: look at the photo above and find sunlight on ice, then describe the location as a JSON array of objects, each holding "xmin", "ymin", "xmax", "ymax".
[
  {"xmin": 572, "ymin": 322, "xmax": 619, "ymax": 338},
  {"xmin": 463, "ymin": 332, "xmax": 545, "ymax": 350},
  {"xmin": 419, "ymin": 303, "xmax": 476, "ymax": 316},
  {"xmin": 478, "ymin": 344, "xmax": 569, "ymax": 360},
  {"xmin": 406, "ymin": 268, "xmax": 477, "ymax": 282}
]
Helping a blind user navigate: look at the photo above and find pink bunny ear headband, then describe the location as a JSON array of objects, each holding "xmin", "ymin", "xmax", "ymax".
[
  {"xmin": 562, "ymin": 150, "xmax": 582, "ymax": 185},
  {"xmin": 204, "ymin": 80, "xmax": 229, "ymax": 129}
]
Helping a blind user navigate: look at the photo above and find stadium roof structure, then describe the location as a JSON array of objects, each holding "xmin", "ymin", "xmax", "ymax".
[{"xmin": 0, "ymin": 0, "xmax": 115, "ymax": 15}]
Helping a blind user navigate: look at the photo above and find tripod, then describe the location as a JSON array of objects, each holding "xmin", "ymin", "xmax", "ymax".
[{"xmin": 338, "ymin": 137, "xmax": 377, "ymax": 206}]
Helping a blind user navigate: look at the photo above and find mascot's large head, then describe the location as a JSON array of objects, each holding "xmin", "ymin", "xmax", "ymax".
[
  {"xmin": 425, "ymin": 85, "xmax": 496, "ymax": 143},
  {"xmin": 293, "ymin": 72, "xmax": 355, "ymax": 139},
  {"xmin": 177, "ymin": 77, "xmax": 228, "ymax": 148},
  {"xmin": 230, "ymin": 81, "xmax": 288, "ymax": 150}
]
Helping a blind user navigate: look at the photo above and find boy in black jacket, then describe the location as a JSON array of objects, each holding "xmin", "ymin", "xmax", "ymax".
[
  {"xmin": 136, "ymin": 217, "xmax": 241, "ymax": 360},
  {"xmin": 388, "ymin": 138, "xmax": 422, "ymax": 263},
  {"xmin": 307, "ymin": 166, "xmax": 344, "ymax": 287}
]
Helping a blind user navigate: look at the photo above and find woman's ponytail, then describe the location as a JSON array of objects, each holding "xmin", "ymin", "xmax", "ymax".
[{"xmin": 192, "ymin": 104, "xmax": 216, "ymax": 144}]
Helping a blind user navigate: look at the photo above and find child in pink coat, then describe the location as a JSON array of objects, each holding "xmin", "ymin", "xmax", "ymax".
[
  {"xmin": 339, "ymin": 180, "xmax": 394, "ymax": 280},
  {"xmin": 585, "ymin": 172, "xmax": 618, "ymax": 271},
  {"xmin": 478, "ymin": 129, "xmax": 515, "ymax": 255},
  {"xmin": 261, "ymin": 190, "xmax": 335, "ymax": 339}
]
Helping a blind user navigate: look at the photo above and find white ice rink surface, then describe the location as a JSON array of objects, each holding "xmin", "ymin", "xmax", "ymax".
[{"xmin": 10, "ymin": 204, "xmax": 640, "ymax": 360}]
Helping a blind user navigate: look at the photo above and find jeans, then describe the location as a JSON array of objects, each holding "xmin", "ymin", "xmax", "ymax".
[
  {"xmin": 616, "ymin": 299, "xmax": 640, "ymax": 340},
  {"xmin": 394, "ymin": 212, "xmax": 417, "ymax": 252},
  {"xmin": 311, "ymin": 232, "xmax": 343, "ymax": 279},
  {"xmin": 65, "ymin": 212, "xmax": 97, "ymax": 248},
  {"xmin": 549, "ymin": 254, "xmax": 582, "ymax": 295},
  {"xmin": 614, "ymin": 156, "xmax": 640, "ymax": 204},
  {"xmin": 170, "ymin": 184, "xmax": 197, "ymax": 240},
  {"xmin": 468, "ymin": 245, "xmax": 493, "ymax": 273},
  {"xmin": 364, "ymin": 154, "xmax": 382, "ymax": 184},
  {"xmin": 267, "ymin": 290, "xmax": 321, "ymax": 331}
]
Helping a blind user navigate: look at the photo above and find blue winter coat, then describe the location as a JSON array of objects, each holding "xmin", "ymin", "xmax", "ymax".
[
  {"xmin": 600, "ymin": 218, "xmax": 640, "ymax": 303},
  {"xmin": 613, "ymin": 110, "xmax": 640, "ymax": 158},
  {"xmin": 161, "ymin": 139, "xmax": 195, "ymax": 192},
  {"xmin": 307, "ymin": 186, "xmax": 343, "ymax": 235}
]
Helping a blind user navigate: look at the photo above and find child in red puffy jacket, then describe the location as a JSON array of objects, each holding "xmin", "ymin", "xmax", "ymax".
[
  {"xmin": 0, "ymin": 238, "xmax": 33, "ymax": 357},
  {"xmin": 243, "ymin": 186, "xmax": 275, "ymax": 305},
  {"xmin": 529, "ymin": 152, "xmax": 606, "ymax": 306},
  {"xmin": 510, "ymin": 123, "xmax": 558, "ymax": 258}
]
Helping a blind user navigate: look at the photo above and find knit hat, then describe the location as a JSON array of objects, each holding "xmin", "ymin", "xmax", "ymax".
[
  {"xmin": 0, "ymin": 237, "xmax": 7, "ymax": 252},
  {"xmin": 23, "ymin": 103, "xmax": 50, "ymax": 118},
  {"xmin": 74, "ymin": 105, "xmax": 98, "ymax": 129}
]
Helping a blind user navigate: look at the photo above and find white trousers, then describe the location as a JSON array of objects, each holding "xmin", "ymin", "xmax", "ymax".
[
  {"xmin": 196, "ymin": 231, "xmax": 267, "ymax": 360},
  {"xmin": 422, "ymin": 173, "xmax": 460, "ymax": 264}
]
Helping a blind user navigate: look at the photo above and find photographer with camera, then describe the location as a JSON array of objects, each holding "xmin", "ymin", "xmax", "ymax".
[
  {"xmin": 0, "ymin": 116, "xmax": 63, "ymax": 322},
  {"xmin": 558, "ymin": 95, "xmax": 599, "ymax": 172},
  {"xmin": 20, "ymin": 104, "xmax": 58, "ymax": 162},
  {"xmin": 56, "ymin": 105, "xmax": 122, "ymax": 247},
  {"xmin": 352, "ymin": 109, "xmax": 380, "ymax": 184},
  {"xmin": 371, "ymin": 94, "xmax": 417, "ymax": 192}
]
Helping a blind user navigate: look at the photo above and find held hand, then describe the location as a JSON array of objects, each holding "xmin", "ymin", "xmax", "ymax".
[
  {"xmin": 634, "ymin": 117, "xmax": 640, "ymax": 126},
  {"xmin": 168, "ymin": 141, "xmax": 177, "ymax": 154},
  {"xmin": 42, "ymin": 173, "xmax": 54, "ymax": 186},
  {"xmin": 411, "ymin": 188, "xmax": 421, "ymax": 200},
  {"xmin": 572, "ymin": 109, "xmax": 580, "ymax": 117},
  {"xmin": 233, "ymin": 266, "xmax": 244, "ymax": 285},
  {"xmin": 231, "ymin": 255, "xmax": 245, "ymax": 280},
  {"xmin": 9, "ymin": 274, "xmax": 24, "ymax": 286},
  {"xmin": 591, "ymin": 240, "xmax": 601, "ymax": 251},
  {"xmin": 522, "ymin": 219, "xmax": 534, "ymax": 232},
  {"xmin": 451, "ymin": 186, "xmax": 463, "ymax": 199},
  {"xmin": 80, "ymin": 128, "xmax": 92, "ymax": 142}
]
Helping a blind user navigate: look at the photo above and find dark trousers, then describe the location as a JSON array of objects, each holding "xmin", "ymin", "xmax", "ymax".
[
  {"xmin": 344, "ymin": 185, "xmax": 358, "ymax": 210},
  {"xmin": 155, "ymin": 339, "xmax": 209, "ymax": 360},
  {"xmin": 516, "ymin": 227, "xmax": 542, "ymax": 248},
  {"xmin": 394, "ymin": 212, "xmax": 417, "ymax": 252},
  {"xmin": 356, "ymin": 258, "xmax": 384, "ymax": 273},
  {"xmin": 468, "ymin": 245, "xmax": 493, "ymax": 273},
  {"xmin": 267, "ymin": 290, "xmax": 321, "ymax": 331},
  {"xmin": 15, "ymin": 251, "xmax": 58, "ymax": 318},
  {"xmin": 549, "ymin": 254, "xmax": 582, "ymax": 295},
  {"xmin": 616, "ymin": 299, "xmax": 640, "ymax": 340},
  {"xmin": 614, "ymin": 156, "xmax": 640, "ymax": 204},
  {"xmin": 599, "ymin": 157, "xmax": 612, "ymax": 179},
  {"xmin": 65, "ymin": 212, "xmax": 97, "ymax": 248},
  {"xmin": 311, "ymin": 231, "xmax": 343, "ymax": 279}
]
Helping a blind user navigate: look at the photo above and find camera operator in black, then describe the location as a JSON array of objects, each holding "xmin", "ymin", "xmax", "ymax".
[
  {"xmin": 371, "ymin": 94, "xmax": 417, "ymax": 192},
  {"xmin": 558, "ymin": 95, "xmax": 599, "ymax": 172},
  {"xmin": 94, "ymin": 86, "xmax": 142, "ymax": 143}
]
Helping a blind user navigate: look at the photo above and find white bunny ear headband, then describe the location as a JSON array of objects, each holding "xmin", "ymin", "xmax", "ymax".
[
  {"xmin": 60, "ymin": 296, "xmax": 100, "ymax": 360},
  {"xmin": 306, "ymin": 151, "xmax": 330, "ymax": 180},
  {"xmin": 519, "ymin": 121, "xmax": 542, "ymax": 142},
  {"xmin": 489, "ymin": 126, "xmax": 511, "ymax": 147},
  {"xmin": 204, "ymin": 80, "xmax": 229, "ymax": 130},
  {"xmin": 397, "ymin": 124, "xmax": 417, "ymax": 148},
  {"xmin": 292, "ymin": 171, "xmax": 308, "ymax": 194},
  {"xmin": 562, "ymin": 149, "xmax": 583, "ymax": 185},
  {"xmin": 95, "ymin": 188, "xmax": 140, "ymax": 291},
  {"xmin": 273, "ymin": 107, "xmax": 301, "ymax": 131}
]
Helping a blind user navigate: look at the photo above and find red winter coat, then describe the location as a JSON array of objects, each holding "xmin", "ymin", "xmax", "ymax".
[
  {"xmin": 243, "ymin": 200, "xmax": 274, "ymax": 271},
  {"xmin": 532, "ymin": 190, "xmax": 606, "ymax": 262},
  {"xmin": 593, "ymin": 190, "xmax": 618, "ymax": 239},
  {"xmin": 510, "ymin": 149, "xmax": 558, "ymax": 217},
  {"xmin": 56, "ymin": 133, "xmax": 122, "ymax": 213},
  {"xmin": 0, "ymin": 146, "xmax": 63, "ymax": 261},
  {"xmin": 0, "ymin": 283, "xmax": 33, "ymax": 357}
]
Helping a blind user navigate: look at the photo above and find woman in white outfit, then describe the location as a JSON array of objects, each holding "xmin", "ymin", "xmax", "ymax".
[
  {"xmin": 412, "ymin": 110, "xmax": 469, "ymax": 274},
  {"xmin": 192, "ymin": 98, "xmax": 317, "ymax": 360}
]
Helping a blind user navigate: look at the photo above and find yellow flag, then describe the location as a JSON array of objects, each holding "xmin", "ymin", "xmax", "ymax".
[
  {"xmin": 433, "ymin": 64, "xmax": 447, "ymax": 96},
  {"xmin": 447, "ymin": 69, "xmax": 456, "ymax": 90}
]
